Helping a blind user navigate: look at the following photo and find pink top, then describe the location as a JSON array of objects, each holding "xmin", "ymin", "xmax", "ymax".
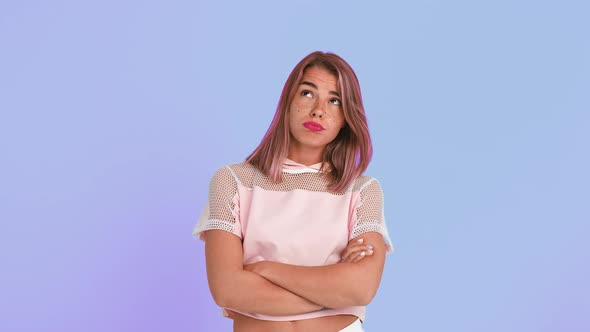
[{"xmin": 193, "ymin": 159, "xmax": 393, "ymax": 322}]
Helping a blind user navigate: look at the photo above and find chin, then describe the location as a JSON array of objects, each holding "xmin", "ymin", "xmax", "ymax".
[{"xmin": 292, "ymin": 132, "xmax": 337, "ymax": 148}]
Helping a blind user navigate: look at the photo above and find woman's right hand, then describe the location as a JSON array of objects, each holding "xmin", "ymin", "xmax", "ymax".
[{"xmin": 339, "ymin": 238, "xmax": 374, "ymax": 263}]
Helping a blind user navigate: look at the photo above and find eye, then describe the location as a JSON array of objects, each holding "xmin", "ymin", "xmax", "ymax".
[
  {"xmin": 301, "ymin": 90, "xmax": 313, "ymax": 98},
  {"xmin": 330, "ymin": 98, "xmax": 342, "ymax": 106}
]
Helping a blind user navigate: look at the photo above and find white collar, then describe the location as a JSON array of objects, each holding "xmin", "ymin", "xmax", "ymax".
[{"xmin": 282, "ymin": 158, "xmax": 325, "ymax": 174}]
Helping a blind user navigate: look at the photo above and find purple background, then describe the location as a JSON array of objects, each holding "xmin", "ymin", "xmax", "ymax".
[{"xmin": 1, "ymin": 0, "xmax": 589, "ymax": 331}]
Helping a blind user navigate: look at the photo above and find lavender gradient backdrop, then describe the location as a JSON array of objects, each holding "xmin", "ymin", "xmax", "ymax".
[{"xmin": 1, "ymin": 1, "xmax": 589, "ymax": 331}]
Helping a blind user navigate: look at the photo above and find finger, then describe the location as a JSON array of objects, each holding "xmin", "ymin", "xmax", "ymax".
[
  {"xmin": 350, "ymin": 247, "xmax": 375, "ymax": 263},
  {"xmin": 341, "ymin": 239, "xmax": 366, "ymax": 259},
  {"xmin": 343, "ymin": 247, "xmax": 370, "ymax": 263},
  {"xmin": 350, "ymin": 250, "xmax": 367, "ymax": 263},
  {"xmin": 345, "ymin": 240, "xmax": 374, "ymax": 253},
  {"xmin": 341, "ymin": 253, "xmax": 355, "ymax": 263},
  {"xmin": 341, "ymin": 243, "xmax": 374, "ymax": 262},
  {"xmin": 342, "ymin": 251, "xmax": 362, "ymax": 263},
  {"xmin": 341, "ymin": 245, "xmax": 368, "ymax": 262}
]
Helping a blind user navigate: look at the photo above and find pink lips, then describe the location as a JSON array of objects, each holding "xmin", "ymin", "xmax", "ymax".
[{"xmin": 303, "ymin": 121, "xmax": 325, "ymax": 132}]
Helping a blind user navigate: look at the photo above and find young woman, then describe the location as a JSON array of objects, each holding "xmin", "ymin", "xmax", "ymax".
[{"xmin": 193, "ymin": 51, "xmax": 393, "ymax": 332}]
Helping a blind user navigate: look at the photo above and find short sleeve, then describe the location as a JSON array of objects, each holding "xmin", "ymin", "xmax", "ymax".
[
  {"xmin": 350, "ymin": 178, "xmax": 394, "ymax": 253},
  {"xmin": 192, "ymin": 166, "xmax": 242, "ymax": 241}
]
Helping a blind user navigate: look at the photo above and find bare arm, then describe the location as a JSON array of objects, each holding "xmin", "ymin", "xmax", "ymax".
[
  {"xmin": 246, "ymin": 232, "xmax": 387, "ymax": 309},
  {"xmin": 205, "ymin": 230, "xmax": 323, "ymax": 315}
]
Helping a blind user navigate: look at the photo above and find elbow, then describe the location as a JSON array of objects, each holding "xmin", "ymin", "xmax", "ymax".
[
  {"xmin": 211, "ymin": 291, "xmax": 230, "ymax": 308},
  {"xmin": 357, "ymin": 293, "xmax": 375, "ymax": 307},
  {"xmin": 212, "ymin": 289, "xmax": 242, "ymax": 309},
  {"xmin": 336, "ymin": 295, "xmax": 372, "ymax": 308},
  {"xmin": 209, "ymin": 270, "xmax": 252, "ymax": 309},
  {"xmin": 211, "ymin": 288, "xmax": 230, "ymax": 307},
  {"xmin": 352, "ymin": 287, "xmax": 378, "ymax": 307},
  {"xmin": 332, "ymin": 288, "xmax": 376, "ymax": 308},
  {"xmin": 351, "ymin": 269, "xmax": 381, "ymax": 306},
  {"xmin": 209, "ymin": 278, "xmax": 237, "ymax": 308}
]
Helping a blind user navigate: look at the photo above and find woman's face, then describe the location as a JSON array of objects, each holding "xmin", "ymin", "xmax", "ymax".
[{"xmin": 288, "ymin": 66, "xmax": 346, "ymax": 158}]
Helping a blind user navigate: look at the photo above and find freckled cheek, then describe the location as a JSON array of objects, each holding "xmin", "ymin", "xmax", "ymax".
[
  {"xmin": 326, "ymin": 111, "xmax": 345, "ymax": 125},
  {"xmin": 293, "ymin": 100, "xmax": 312, "ymax": 112}
]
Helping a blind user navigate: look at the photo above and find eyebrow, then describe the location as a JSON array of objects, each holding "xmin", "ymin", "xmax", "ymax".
[{"xmin": 300, "ymin": 81, "xmax": 340, "ymax": 97}]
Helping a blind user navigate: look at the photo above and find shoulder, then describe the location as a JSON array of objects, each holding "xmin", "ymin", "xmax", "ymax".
[
  {"xmin": 351, "ymin": 175, "xmax": 382, "ymax": 193},
  {"xmin": 210, "ymin": 161, "xmax": 261, "ymax": 187}
]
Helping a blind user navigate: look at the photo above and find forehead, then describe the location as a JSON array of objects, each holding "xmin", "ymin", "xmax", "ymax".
[{"xmin": 300, "ymin": 66, "xmax": 339, "ymax": 90}]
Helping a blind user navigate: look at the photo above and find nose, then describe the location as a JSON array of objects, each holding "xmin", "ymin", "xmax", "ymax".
[{"xmin": 310, "ymin": 101, "xmax": 325, "ymax": 119}]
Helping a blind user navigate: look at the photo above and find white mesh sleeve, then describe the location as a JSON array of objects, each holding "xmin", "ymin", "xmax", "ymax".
[
  {"xmin": 350, "ymin": 179, "xmax": 393, "ymax": 253},
  {"xmin": 192, "ymin": 166, "xmax": 242, "ymax": 241}
]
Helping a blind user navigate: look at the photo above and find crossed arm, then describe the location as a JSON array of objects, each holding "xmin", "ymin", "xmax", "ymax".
[{"xmin": 205, "ymin": 230, "xmax": 387, "ymax": 316}]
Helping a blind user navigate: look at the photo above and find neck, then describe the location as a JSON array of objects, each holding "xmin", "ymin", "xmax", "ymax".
[{"xmin": 288, "ymin": 144, "xmax": 324, "ymax": 166}]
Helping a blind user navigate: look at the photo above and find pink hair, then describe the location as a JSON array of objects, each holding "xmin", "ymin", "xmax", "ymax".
[{"xmin": 246, "ymin": 51, "xmax": 373, "ymax": 192}]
